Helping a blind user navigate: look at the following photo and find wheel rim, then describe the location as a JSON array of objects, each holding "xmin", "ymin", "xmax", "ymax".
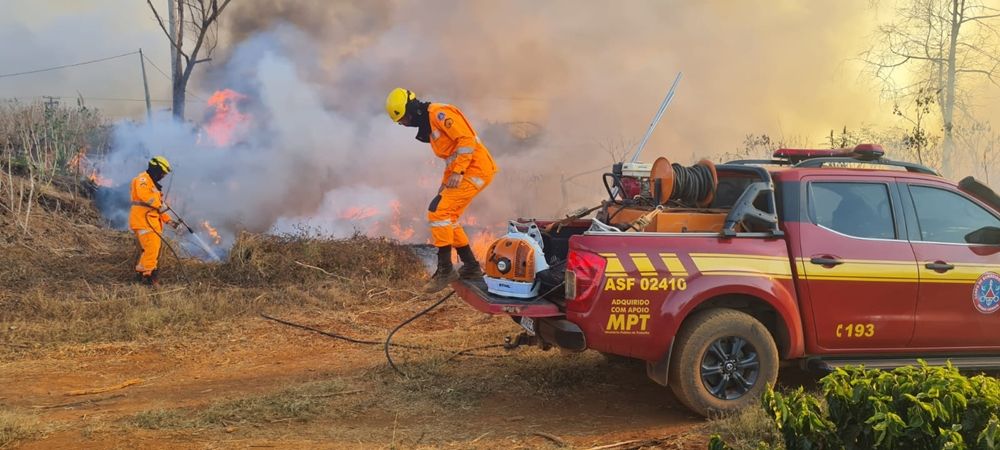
[{"xmin": 700, "ymin": 336, "xmax": 760, "ymax": 401}]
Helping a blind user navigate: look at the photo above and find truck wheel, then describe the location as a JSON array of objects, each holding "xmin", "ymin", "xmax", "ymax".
[{"xmin": 668, "ymin": 308, "xmax": 778, "ymax": 417}]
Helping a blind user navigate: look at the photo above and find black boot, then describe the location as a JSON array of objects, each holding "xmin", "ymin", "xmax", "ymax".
[
  {"xmin": 455, "ymin": 245, "xmax": 484, "ymax": 280},
  {"xmin": 422, "ymin": 246, "xmax": 458, "ymax": 293},
  {"xmin": 149, "ymin": 269, "xmax": 161, "ymax": 287}
]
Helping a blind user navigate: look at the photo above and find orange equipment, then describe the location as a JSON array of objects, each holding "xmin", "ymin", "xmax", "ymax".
[{"xmin": 483, "ymin": 221, "xmax": 550, "ymax": 298}]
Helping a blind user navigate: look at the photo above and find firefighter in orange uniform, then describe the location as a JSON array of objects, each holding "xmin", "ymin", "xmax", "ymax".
[
  {"xmin": 129, "ymin": 156, "xmax": 177, "ymax": 286},
  {"xmin": 386, "ymin": 88, "xmax": 499, "ymax": 293}
]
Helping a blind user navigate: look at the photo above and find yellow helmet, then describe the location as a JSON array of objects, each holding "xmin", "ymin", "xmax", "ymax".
[
  {"xmin": 385, "ymin": 87, "xmax": 416, "ymax": 122},
  {"xmin": 149, "ymin": 155, "xmax": 171, "ymax": 174}
]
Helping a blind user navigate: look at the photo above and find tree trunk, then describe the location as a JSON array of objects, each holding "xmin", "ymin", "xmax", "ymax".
[
  {"xmin": 942, "ymin": 0, "xmax": 962, "ymax": 176},
  {"xmin": 171, "ymin": 0, "xmax": 186, "ymax": 120},
  {"xmin": 172, "ymin": 77, "xmax": 187, "ymax": 120}
]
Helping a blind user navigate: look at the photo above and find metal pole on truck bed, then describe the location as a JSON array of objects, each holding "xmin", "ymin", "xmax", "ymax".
[{"xmin": 629, "ymin": 72, "xmax": 683, "ymax": 164}]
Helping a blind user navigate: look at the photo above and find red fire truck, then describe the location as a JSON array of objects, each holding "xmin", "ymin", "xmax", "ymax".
[{"xmin": 453, "ymin": 145, "xmax": 1000, "ymax": 416}]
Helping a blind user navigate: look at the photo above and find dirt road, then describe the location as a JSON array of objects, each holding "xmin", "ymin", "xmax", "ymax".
[{"xmin": 1, "ymin": 298, "xmax": 709, "ymax": 449}]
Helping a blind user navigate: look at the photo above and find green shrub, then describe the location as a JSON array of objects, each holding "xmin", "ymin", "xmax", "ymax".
[
  {"xmin": 712, "ymin": 362, "xmax": 1000, "ymax": 450},
  {"xmin": 764, "ymin": 386, "xmax": 839, "ymax": 449}
]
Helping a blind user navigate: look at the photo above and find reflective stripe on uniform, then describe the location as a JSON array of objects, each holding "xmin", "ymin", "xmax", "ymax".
[
  {"xmin": 456, "ymin": 146, "xmax": 474, "ymax": 155},
  {"xmin": 137, "ymin": 229, "xmax": 151, "ymax": 236},
  {"xmin": 131, "ymin": 201, "xmax": 154, "ymax": 207},
  {"xmin": 469, "ymin": 177, "xmax": 484, "ymax": 189},
  {"xmin": 429, "ymin": 220, "xmax": 453, "ymax": 227}
]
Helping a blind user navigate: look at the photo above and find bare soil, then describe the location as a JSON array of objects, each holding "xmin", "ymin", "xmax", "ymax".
[{"xmin": 0, "ymin": 174, "xmax": 815, "ymax": 449}]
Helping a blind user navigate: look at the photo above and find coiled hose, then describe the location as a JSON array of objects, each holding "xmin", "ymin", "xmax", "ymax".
[{"xmin": 668, "ymin": 162, "xmax": 716, "ymax": 206}]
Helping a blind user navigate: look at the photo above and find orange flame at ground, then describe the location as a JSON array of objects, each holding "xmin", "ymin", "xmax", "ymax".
[
  {"xmin": 67, "ymin": 148, "xmax": 112, "ymax": 187},
  {"xmin": 201, "ymin": 221, "xmax": 222, "ymax": 245},
  {"xmin": 202, "ymin": 89, "xmax": 249, "ymax": 147},
  {"xmin": 388, "ymin": 200, "xmax": 415, "ymax": 241}
]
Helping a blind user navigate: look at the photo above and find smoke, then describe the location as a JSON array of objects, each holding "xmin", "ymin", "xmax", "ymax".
[{"xmin": 86, "ymin": 0, "xmax": 1000, "ymax": 257}]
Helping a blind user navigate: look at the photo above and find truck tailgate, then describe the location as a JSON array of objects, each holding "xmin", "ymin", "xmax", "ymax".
[{"xmin": 451, "ymin": 279, "xmax": 563, "ymax": 317}]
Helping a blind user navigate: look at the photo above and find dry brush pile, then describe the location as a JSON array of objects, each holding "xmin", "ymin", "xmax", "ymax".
[{"xmin": 0, "ymin": 102, "xmax": 430, "ymax": 355}]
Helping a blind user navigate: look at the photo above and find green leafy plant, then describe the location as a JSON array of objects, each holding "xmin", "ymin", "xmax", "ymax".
[
  {"xmin": 763, "ymin": 386, "xmax": 839, "ymax": 450},
  {"xmin": 711, "ymin": 362, "xmax": 1000, "ymax": 450}
]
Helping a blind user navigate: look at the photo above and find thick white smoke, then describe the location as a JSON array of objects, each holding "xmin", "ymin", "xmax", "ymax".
[{"xmin": 95, "ymin": 25, "xmax": 517, "ymax": 257}]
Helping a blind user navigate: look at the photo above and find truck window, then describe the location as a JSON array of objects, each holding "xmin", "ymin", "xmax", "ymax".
[
  {"xmin": 809, "ymin": 182, "xmax": 895, "ymax": 240},
  {"xmin": 909, "ymin": 185, "xmax": 1000, "ymax": 244}
]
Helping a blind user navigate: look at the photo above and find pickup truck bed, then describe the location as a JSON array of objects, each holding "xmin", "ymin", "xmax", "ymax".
[{"xmin": 451, "ymin": 278, "xmax": 562, "ymax": 317}]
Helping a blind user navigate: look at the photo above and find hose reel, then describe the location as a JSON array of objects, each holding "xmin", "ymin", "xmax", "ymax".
[{"xmin": 650, "ymin": 156, "xmax": 718, "ymax": 207}]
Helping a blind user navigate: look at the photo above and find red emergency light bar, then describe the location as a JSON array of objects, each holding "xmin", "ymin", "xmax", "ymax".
[{"xmin": 773, "ymin": 144, "xmax": 884, "ymax": 163}]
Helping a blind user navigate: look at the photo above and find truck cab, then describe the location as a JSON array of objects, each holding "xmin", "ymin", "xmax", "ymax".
[{"xmin": 452, "ymin": 145, "xmax": 1000, "ymax": 416}]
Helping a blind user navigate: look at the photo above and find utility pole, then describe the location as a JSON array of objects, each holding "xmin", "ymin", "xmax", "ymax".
[
  {"xmin": 167, "ymin": 0, "xmax": 177, "ymax": 112},
  {"xmin": 139, "ymin": 48, "xmax": 152, "ymax": 121}
]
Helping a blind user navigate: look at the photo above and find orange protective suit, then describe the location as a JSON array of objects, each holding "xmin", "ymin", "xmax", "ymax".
[
  {"xmin": 129, "ymin": 171, "xmax": 172, "ymax": 276},
  {"xmin": 426, "ymin": 103, "xmax": 498, "ymax": 248}
]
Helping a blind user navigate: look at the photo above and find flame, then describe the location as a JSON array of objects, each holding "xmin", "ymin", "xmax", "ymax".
[
  {"xmin": 201, "ymin": 220, "xmax": 222, "ymax": 245},
  {"xmin": 202, "ymin": 89, "xmax": 250, "ymax": 147},
  {"xmin": 89, "ymin": 172, "xmax": 112, "ymax": 187},
  {"xmin": 388, "ymin": 200, "xmax": 415, "ymax": 241},
  {"xmin": 467, "ymin": 225, "xmax": 497, "ymax": 262},
  {"xmin": 340, "ymin": 206, "xmax": 379, "ymax": 221},
  {"xmin": 66, "ymin": 148, "xmax": 112, "ymax": 187}
]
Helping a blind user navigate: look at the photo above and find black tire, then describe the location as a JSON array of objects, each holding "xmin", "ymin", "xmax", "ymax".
[{"xmin": 668, "ymin": 308, "xmax": 779, "ymax": 417}]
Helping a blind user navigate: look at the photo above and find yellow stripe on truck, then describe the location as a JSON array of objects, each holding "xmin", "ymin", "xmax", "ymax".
[
  {"xmin": 797, "ymin": 258, "xmax": 916, "ymax": 282},
  {"xmin": 920, "ymin": 262, "xmax": 1000, "ymax": 284},
  {"xmin": 659, "ymin": 253, "xmax": 689, "ymax": 276},
  {"xmin": 629, "ymin": 253, "xmax": 658, "ymax": 277},
  {"xmin": 689, "ymin": 253, "xmax": 793, "ymax": 279},
  {"xmin": 600, "ymin": 253, "xmax": 628, "ymax": 278}
]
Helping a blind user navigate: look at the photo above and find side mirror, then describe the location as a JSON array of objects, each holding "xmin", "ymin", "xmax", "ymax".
[{"xmin": 965, "ymin": 226, "xmax": 1000, "ymax": 245}]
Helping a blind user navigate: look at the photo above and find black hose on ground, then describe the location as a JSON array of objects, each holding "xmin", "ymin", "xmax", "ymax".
[
  {"xmin": 260, "ymin": 289, "xmax": 508, "ymax": 377},
  {"xmin": 384, "ymin": 290, "xmax": 453, "ymax": 376}
]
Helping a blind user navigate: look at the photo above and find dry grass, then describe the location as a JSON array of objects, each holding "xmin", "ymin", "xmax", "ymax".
[
  {"xmin": 0, "ymin": 409, "xmax": 45, "ymax": 448},
  {"xmin": 705, "ymin": 402, "xmax": 783, "ymax": 450},
  {"xmin": 0, "ymin": 170, "xmax": 427, "ymax": 357},
  {"xmin": 128, "ymin": 378, "xmax": 361, "ymax": 430}
]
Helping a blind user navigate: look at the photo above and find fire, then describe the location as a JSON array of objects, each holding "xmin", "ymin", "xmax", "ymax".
[
  {"xmin": 388, "ymin": 200, "xmax": 415, "ymax": 241},
  {"xmin": 202, "ymin": 89, "xmax": 250, "ymax": 147},
  {"xmin": 467, "ymin": 226, "xmax": 497, "ymax": 262},
  {"xmin": 89, "ymin": 172, "xmax": 112, "ymax": 187},
  {"xmin": 66, "ymin": 148, "xmax": 112, "ymax": 187},
  {"xmin": 201, "ymin": 221, "xmax": 222, "ymax": 245},
  {"xmin": 340, "ymin": 206, "xmax": 379, "ymax": 221}
]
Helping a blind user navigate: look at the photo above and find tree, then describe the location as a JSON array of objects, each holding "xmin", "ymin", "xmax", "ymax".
[
  {"xmin": 893, "ymin": 88, "xmax": 938, "ymax": 166},
  {"xmin": 147, "ymin": 0, "xmax": 233, "ymax": 120},
  {"xmin": 862, "ymin": 0, "xmax": 1000, "ymax": 176}
]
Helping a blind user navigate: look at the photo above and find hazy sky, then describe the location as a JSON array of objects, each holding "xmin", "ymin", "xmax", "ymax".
[
  {"xmin": 2, "ymin": 0, "xmax": 999, "ymax": 153},
  {"xmin": 0, "ymin": 1, "xmax": 175, "ymax": 116}
]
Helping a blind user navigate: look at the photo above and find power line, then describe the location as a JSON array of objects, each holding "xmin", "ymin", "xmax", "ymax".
[
  {"xmin": 142, "ymin": 53, "xmax": 208, "ymax": 102},
  {"xmin": 4, "ymin": 96, "xmax": 176, "ymax": 104},
  {"xmin": 0, "ymin": 51, "xmax": 139, "ymax": 79}
]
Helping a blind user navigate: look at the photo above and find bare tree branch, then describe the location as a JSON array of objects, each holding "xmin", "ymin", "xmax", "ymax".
[{"xmin": 146, "ymin": 0, "xmax": 190, "ymax": 62}]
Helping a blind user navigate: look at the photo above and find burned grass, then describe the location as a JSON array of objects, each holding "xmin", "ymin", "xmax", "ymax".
[{"xmin": 0, "ymin": 409, "xmax": 45, "ymax": 448}]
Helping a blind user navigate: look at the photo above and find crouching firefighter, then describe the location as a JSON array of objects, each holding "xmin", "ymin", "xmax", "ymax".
[
  {"xmin": 129, "ymin": 156, "xmax": 178, "ymax": 286},
  {"xmin": 386, "ymin": 88, "xmax": 499, "ymax": 293}
]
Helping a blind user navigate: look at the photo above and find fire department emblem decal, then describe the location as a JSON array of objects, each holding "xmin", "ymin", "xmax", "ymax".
[{"xmin": 973, "ymin": 272, "xmax": 1000, "ymax": 314}]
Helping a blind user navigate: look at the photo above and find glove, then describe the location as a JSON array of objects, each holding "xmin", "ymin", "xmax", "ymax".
[{"xmin": 169, "ymin": 221, "xmax": 179, "ymax": 230}]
